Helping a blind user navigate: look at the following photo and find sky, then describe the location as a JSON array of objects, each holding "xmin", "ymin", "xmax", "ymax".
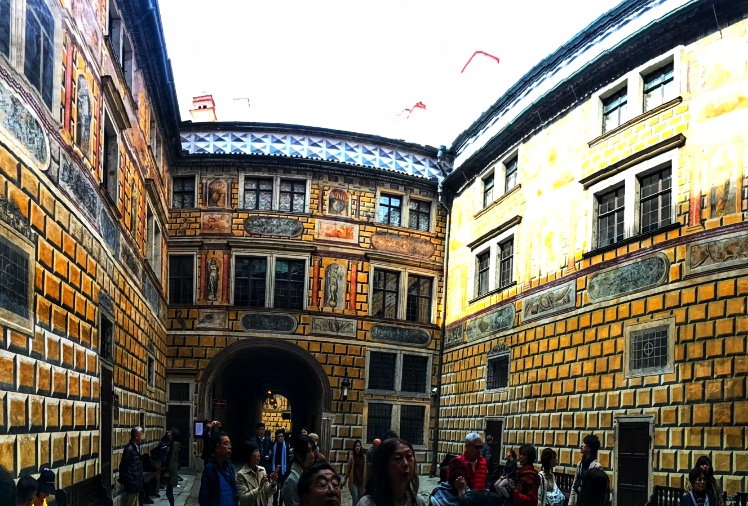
[{"xmin": 158, "ymin": 0, "xmax": 623, "ymax": 148}]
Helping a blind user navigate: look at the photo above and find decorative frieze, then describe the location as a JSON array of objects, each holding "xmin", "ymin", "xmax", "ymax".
[
  {"xmin": 466, "ymin": 304, "xmax": 515, "ymax": 342},
  {"xmin": 197, "ymin": 310, "xmax": 228, "ymax": 329},
  {"xmin": 686, "ymin": 232, "xmax": 748, "ymax": 275},
  {"xmin": 444, "ymin": 324, "xmax": 464, "ymax": 349},
  {"xmin": 587, "ymin": 253, "xmax": 669, "ymax": 303},
  {"xmin": 240, "ymin": 313, "xmax": 298, "ymax": 333},
  {"xmin": 98, "ymin": 212, "xmax": 119, "ymax": 254},
  {"xmin": 371, "ymin": 232, "xmax": 435, "ymax": 258},
  {"xmin": 522, "ymin": 281, "xmax": 576, "ymax": 322},
  {"xmin": 59, "ymin": 153, "xmax": 100, "ymax": 221},
  {"xmin": 244, "ymin": 217, "xmax": 303, "ymax": 237},
  {"xmin": 310, "ymin": 316, "xmax": 357, "ymax": 338},
  {"xmin": 202, "ymin": 212, "xmax": 232, "ymax": 234},
  {"xmin": 315, "ymin": 219, "xmax": 359, "ymax": 243},
  {"xmin": 0, "ymin": 197, "xmax": 35, "ymax": 243},
  {"xmin": 371, "ymin": 325, "xmax": 431, "ymax": 346},
  {"xmin": 0, "ymin": 80, "xmax": 48, "ymax": 166}
]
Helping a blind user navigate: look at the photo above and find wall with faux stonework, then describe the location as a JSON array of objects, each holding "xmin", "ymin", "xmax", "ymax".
[{"xmin": 442, "ymin": 17, "xmax": 748, "ymax": 497}]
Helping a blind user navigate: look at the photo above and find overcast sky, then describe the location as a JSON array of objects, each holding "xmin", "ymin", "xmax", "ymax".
[{"xmin": 159, "ymin": 0, "xmax": 623, "ymax": 147}]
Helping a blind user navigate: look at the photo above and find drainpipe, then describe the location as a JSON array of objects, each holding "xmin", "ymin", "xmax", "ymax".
[{"xmin": 431, "ymin": 149, "xmax": 452, "ymax": 477}]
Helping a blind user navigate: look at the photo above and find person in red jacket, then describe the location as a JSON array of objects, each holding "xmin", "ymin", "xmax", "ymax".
[
  {"xmin": 512, "ymin": 444, "xmax": 540, "ymax": 506},
  {"xmin": 449, "ymin": 433, "xmax": 489, "ymax": 491}
]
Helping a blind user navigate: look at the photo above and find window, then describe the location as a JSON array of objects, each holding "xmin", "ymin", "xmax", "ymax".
[
  {"xmin": 476, "ymin": 251, "xmax": 490, "ymax": 297},
  {"xmin": 504, "ymin": 156, "xmax": 518, "ymax": 192},
  {"xmin": 232, "ymin": 253, "xmax": 308, "ymax": 310},
  {"xmin": 378, "ymin": 194, "xmax": 402, "ymax": 226},
  {"xmin": 99, "ymin": 313, "xmax": 114, "ymax": 362},
  {"xmin": 372, "ymin": 270, "xmax": 399, "ymax": 319},
  {"xmin": 147, "ymin": 354, "xmax": 155, "ymax": 388},
  {"xmin": 146, "ymin": 204, "xmax": 162, "ymax": 278},
  {"xmin": 596, "ymin": 187, "xmax": 626, "ymax": 247},
  {"xmin": 406, "ymin": 275, "xmax": 433, "ymax": 323},
  {"xmin": 366, "ymin": 350, "xmax": 430, "ymax": 395},
  {"xmin": 107, "ymin": 0, "xmax": 134, "ymax": 92},
  {"xmin": 234, "ymin": 257, "xmax": 267, "ymax": 307},
  {"xmin": 497, "ymin": 238, "xmax": 514, "ymax": 289},
  {"xmin": 399, "ymin": 405, "xmax": 426, "ymax": 445},
  {"xmin": 602, "ymin": 88, "xmax": 627, "ymax": 133},
  {"xmin": 273, "ymin": 259, "xmax": 305, "ymax": 310},
  {"xmin": 625, "ymin": 318, "xmax": 674, "ymax": 377},
  {"xmin": 24, "ymin": 0, "xmax": 55, "ymax": 108},
  {"xmin": 244, "ymin": 177, "xmax": 273, "ymax": 210},
  {"xmin": 172, "ymin": 176, "xmax": 196, "ymax": 209},
  {"xmin": 409, "ymin": 200, "xmax": 431, "ymax": 232},
  {"xmin": 0, "ymin": 1, "xmax": 10, "ymax": 58},
  {"xmin": 279, "ymin": 179, "xmax": 306, "ymax": 213},
  {"xmin": 481, "ymin": 154, "xmax": 519, "ymax": 209},
  {"xmin": 366, "ymin": 403, "xmax": 393, "ymax": 444},
  {"xmin": 639, "ymin": 167, "xmax": 671, "ymax": 234},
  {"xmin": 0, "ymin": 236, "xmax": 30, "ymax": 319},
  {"xmin": 366, "ymin": 402, "xmax": 427, "ymax": 446},
  {"xmin": 486, "ymin": 346, "xmax": 510, "ymax": 390},
  {"xmin": 168, "ymin": 382, "xmax": 191, "ymax": 402},
  {"xmin": 169, "ymin": 255, "xmax": 194, "ymax": 305},
  {"xmin": 483, "ymin": 174, "xmax": 494, "ymax": 207},
  {"xmin": 643, "ymin": 62, "xmax": 674, "ymax": 112},
  {"xmin": 471, "ymin": 226, "xmax": 517, "ymax": 300},
  {"xmin": 102, "ymin": 114, "xmax": 119, "ymax": 203}
]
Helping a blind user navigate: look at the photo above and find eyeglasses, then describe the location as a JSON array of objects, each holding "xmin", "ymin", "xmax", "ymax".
[{"xmin": 314, "ymin": 479, "xmax": 342, "ymax": 492}]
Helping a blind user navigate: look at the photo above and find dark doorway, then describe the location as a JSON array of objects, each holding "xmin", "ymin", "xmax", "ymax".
[
  {"xmin": 484, "ymin": 419, "xmax": 503, "ymax": 478},
  {"xmin": 166, "ymin": 405, "xmax": 192, "ymax": 467},
  {"xmin": 100, "ymin": 366, "xmax": 113, "ymax": 496},
  {"xmin": 617, "ymin": 421, "xmax": 650, "ymax": 505}
]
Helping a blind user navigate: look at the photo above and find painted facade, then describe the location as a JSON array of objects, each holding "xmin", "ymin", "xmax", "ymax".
[{"xmin": 440, "ymin": 0, "xmax": 748, "ymax": 502}]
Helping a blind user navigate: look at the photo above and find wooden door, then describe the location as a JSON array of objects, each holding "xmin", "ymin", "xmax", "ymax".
[
  {"xmin": 617, "ymin": 422, "xmax": 650, "ymax": 505},
  {"xmin": 166, "ymin": 405, "xmax": 192, "ymax": 467},
  {"xmin": 484, "ymin": 419, "xmax": 503, "ymax": 478}
]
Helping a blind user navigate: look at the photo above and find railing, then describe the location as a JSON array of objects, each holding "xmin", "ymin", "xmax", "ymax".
[
  {"xmin": 651, "ymin": 485, "xmax": 684, "ymax": 506},
  {"xmin": 554, "ymin": 472, "xmax": 575, "ymax": 496},
  {"xmin": 734, "ymin": 492, "xmax": 748, "ymax": 506}
]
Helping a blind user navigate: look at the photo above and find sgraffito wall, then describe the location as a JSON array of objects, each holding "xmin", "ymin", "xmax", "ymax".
[{"xmin": 441, "ymin": 15, "xmax": 748, "ymax": 496}]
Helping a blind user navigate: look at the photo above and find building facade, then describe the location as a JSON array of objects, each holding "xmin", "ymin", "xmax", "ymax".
[{"xmin": 440, "ymin": 0, "xmax": 748, "ymax": 503}]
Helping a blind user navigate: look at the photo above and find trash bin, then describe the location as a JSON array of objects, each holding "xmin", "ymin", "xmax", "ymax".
[{"xmin": 439, "ymin": 453, "xmax": 460, "ymax": 483}]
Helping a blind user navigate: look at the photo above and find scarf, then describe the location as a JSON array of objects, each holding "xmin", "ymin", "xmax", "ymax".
[{"xmin": 274, "ymin": 442, "xmax": 287, "ymax": 474}]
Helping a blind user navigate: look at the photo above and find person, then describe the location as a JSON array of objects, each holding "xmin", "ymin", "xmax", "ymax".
[
  {"xmin": 0, "ymin": 465, "xmax": 14, "ymax": 506},
  {"xmin": 365, "ymin": 438, "xmax": 381, "ymax": 488},
  {"xmin": 685, "ymin": 456, "xmax": 724, "ymax": 506},
  {"xmin": 300, "ymin": 428, "xmax": 309, "ymax": 436},
  {"xmin": 359, "ymin": 438, "xmax": 427, "ymax": 506},
  {"xmin": 250, "ymin": 423, "xmax": 274, "ymax": 473},
  {"xmin": 297, "ymin": 462, "xmax": 342, "ymax": 506},
  {"xmin": 202, "ymin": 420, "xmax": 222, "ymax": 465},
  {"xmin": 281, "ymin": 434, "xmax": 315, "ymax": 506},
  {"xmin": 163, "ymin": 428, "xmax": 182, "ymax": 506},
  {"xmin": 33, "ymin": 467, "xmax": 55, "ymax": 506},
  {"xmin": 119, "ymin": 426, "xmax": 145, "ymax": 506},
  {"xmin": 480, "ymin": 436, "xmax": 493, "ymax": 475},
  {"xmin": 450, "ymin": 433, "xmax": 489, "ymax": 491},
  {"xmin": 199, "ymin": 432, "xmax": 238, "ymax": 506},
  {"xmin": 503, "ymin": 451, "xmax": 517, "ymax": 482},
  {"xmin": 577, "ymin": 467, "xmax": 609, "ymax": 506},
  {"xmin": 431, "ymin": 457, "xmax": 471, "ymax": 506},
  {"xmin": 271, "ymin": 429, "xmax": 294, "ymax": 506},
  {"xmin": 510, "ymin": 444, "xmax": 539, "ymax": 506},
  {"xmin": 681, "ymin": 467, "xmax": 711, "ymax": 506},
  {"xmin": 308, "ymin": 434, "xmax": 327, "ymax": 463},
  {"xmin": 568, "ymin": 435, "xmax": 602, "ymax": 506},
  {"xmin": 16, "ymin": 475, "xmax": 37, "ymax": 506},
  {"xmin": 342, "ymin": 440, "xmax": 366, "ymax": 505},
  {"xmin": 237, "ymin": 441, "xmax": 278, "ymax": 506},
  {"xmin": 538, "ymin": 449, "xmax": 565, "ymax": 506}
]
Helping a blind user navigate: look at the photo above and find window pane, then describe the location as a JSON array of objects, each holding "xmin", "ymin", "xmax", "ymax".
[
  {"xmin": 24, "ymin": 0, "xmax": 54, "ymax": 109},
  {"xmin": 372, "ymin": 270, "xmax": 399, "ymax": 319},
  {"xmin": 279, "ymin": 179, "xmax": 306, "ymax": 212},
  {"xmin": 408, "ymin": 200, "xmax": 430, "ymax": 231},
  {"xmin": 0, "ymin": 1, "xmax": 10, "ymax": 57},
  {"xmin": 487, "ymin": 355, "xmax": 509, "ymax": 389},
  {"xmin": 483, "ymin": 175, "xmax": 494, "ymax": 207},
  {"xmin": 640, "ymin": 167, "xmax": 672, "ymax": 234},
  {"xmin": 234, "ymin": 257, "xmax": 267, "ymax": 307},
  {"xmin": 244, "ymin": 177, "xmax": 274, "ymax": 210},
  {"xmin": 406, "ymin": 275, "xmax": 432, "ymax": 323},
  {"xmin": 169, "ymin": 383, "xmax": 190, "ymax": 402},
  {"xmin": 505, "ymin": 157, "xmax": 518, "ymax": 192},
  {"xmin": 401, "ymin": 355, "xmax": 428, "ymax": 393},
  {"xmin": 477, "ymin": 251, "xmax": 490, "ymax": 296},
  {"xmin": 602, "ymin": 89, "xmax": 627, "ymax": 133},
  {"xmin": 630, "ymin": 327, "xmax": 669, "ymax": 373},
  {"xmin": 173, "ymin": 176, "xmax": 196, "ymax": 209},
  {"xmin": 498, "ymin": 238, "xmax": 514, "ymax": 289},
  {"xmin": 366, "ymin": 403, "xmax": 392, "ymax": 444},
  {"xmin": 274, "ymin": 259, "xmax": 305, "ymax": 309},
  {"xmin": 169, "ymin": 256, "xmax": 194, "ymax": 304},
  {"xmin": 0, "ymin": 237, "xmax": 29, "ymax": 318},
  {"xmin": 399, "ymin": 405, "xmax": 425, "ymax": 445},
  {"xmin": 368, "ymin": 352, "xmax": 396, "ymax": 390},
  {"xmin": 379, "ymin": 194, "xmax": 402, "ymax": 226},
  {"xmin": 597, "ymin": 187, "xmax": 625, "ymax": 247},
  {"xmin": 643, "ymin": 62, "xmax": 674, "ymax": 112}
]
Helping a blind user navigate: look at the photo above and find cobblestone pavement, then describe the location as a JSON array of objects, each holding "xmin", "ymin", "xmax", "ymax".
[
  {"xmin": 180, "ymin": 471, "xmax": 441, "ymax": 506},
  {"xmin": 149, "ymin": 469, "xmax": 198, "ymax": 506}
]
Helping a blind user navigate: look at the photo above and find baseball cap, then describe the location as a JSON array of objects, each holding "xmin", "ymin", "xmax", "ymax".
[{"xmin": 37, "ymin": 468, "xmax": 55, "ymax": 495}]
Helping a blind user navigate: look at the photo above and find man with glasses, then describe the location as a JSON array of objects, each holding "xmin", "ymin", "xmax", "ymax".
[
  {"xmin": 297, "ymin": 463, "xmax": 341, "ymax": 506},
  {"xmin": 449, "ymin": 433, "xmax": 489, "ymax": 491}
]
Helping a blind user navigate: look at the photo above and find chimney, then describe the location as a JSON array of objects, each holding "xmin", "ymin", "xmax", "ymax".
[{"xmin": 189, "ymin": 93, "xmax": 218, "ymax": 122}]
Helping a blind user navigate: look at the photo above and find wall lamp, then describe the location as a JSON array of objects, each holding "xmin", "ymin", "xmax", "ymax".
[{"xmin": 341, "ymin": 370, "xmax": 351, "ymax": 401}]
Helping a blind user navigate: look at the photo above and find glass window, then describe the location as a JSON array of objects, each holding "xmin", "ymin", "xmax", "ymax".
[
  {"xmin": 505, "ymin": 157, "xmax": 518, "ymax": 192},
  {"xmin": 234, "ymin": 257, "xmax": 267, "ymax": 307},
  {"xmin": 99, "ymin": 314, "xmax": 114, "ymax": 361},
  {"xmin": 366, "ymin": 403, "xmax": 393, "ymax": 444},
  {"xmin": 244, "ymin": 177, "xmax": 273, "ymax": 210},
  {"xmin": 406, "ymin": 275, "xmax": 432, "ymax": 323},
  {"xmin": 643, "ymin": 62, "xmax": 674, "ymax": 112},
  {"xmin": 602, "ymin": 88, "xmax": 628, "ymax": 133},
  {"xmin": 372, "ymin": 270, "xmax": 399, "ymax": 319},
  {"xmin": 103, "ymin": 115, "xmax": 119, "ymax": 202},
  {"xmin": 368, "ymin": 352, "xmax": 397, "ymax": 391},
  {"xmin": 0, "ymin": 0, "xmax": 10, "ymax": 58},
  {"xmin": 279, "ymin": 179, "xmax": 306, "ymax": 213},
  {"xmin": 639, "ymin": 167, "xmax": 672, "ymax": 234},
  {"xmin": 273, "ymin": 259, "xmax": 305, "ymax": 310},
  {"xmin": 0, "ymin": 236, "xmax": 29, "ymax": 318},
  {"xmin": 597, "ymin": 186, "xmax": 626, "ymax": 247},
  {"xmin": 408, "ymin": 200, "xmax": 431, "ymax": 231},
  {"xmin": 378, "ymin": 194, "xmax": 402, "ymax": 226},
  {"xmin": 168, "ymin": 255, "xmax": 194, "ymax": 305},
  {"xmin": 400, "ymin": 355, "xmax": 428, "ymax": 394},
  {"xmin": 483, "ymin": 174, "xmax": 494, "ymax": 208},
  {"xmin": 147, "ymin": 356, "xmax": 155, "ymax": 387},
  {"xmin": 399, "ymin": 405, "xmax": 425, "ymax": 445},
  {"xmin": 476, "ymin": 251, "xmax": 490, "ymax": 297},
  {"xmin": 168, "ymin": 383, "xmax": 190, "ymax": 402},
  {"xmin": 498, "ymin": 238, "xmax": 514, "ymax": 289},
  {"xmin": 24, "ymin": 0, "xmax": 55, "ymax": 108},
  {"xmin": 629, "ymin": 326, "xmax": 669, "ymax": 374},
  {"xmin": 172, "ymin": 176, "xmax": 196, "ymax": 209},
  {"xmin": 487, "ymin": 354, "xmax": 509, "ymax": 389}
]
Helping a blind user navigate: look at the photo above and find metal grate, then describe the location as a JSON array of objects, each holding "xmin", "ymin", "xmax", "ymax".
[
  {"xmin": 0, "ymin": 236, "xmax": 29, "ymax": 318},
  {"xmin": 400, "ymin": 355, "xmax": 428, "ymax": 393},
  {"xmin": 367, "ymin": 403, "xmax": 393, "ymax": 444},
  {"xmin": 487, "ymin": 354, "xmax": 509, "ymax": 389},
  {"xmin": 630, "ymin": 326, "xmax": 669, "ymax": 373},
  {"xmin": 368, "ymin": 352, "xmax": 396, "ymax": 391},
  {"xmin": 169, "ymin": 383, "xmax": 191, "ymax": 402},
  {"xmin": 399, "ymin": 405, "xmax": 425, "ymax": 445}
]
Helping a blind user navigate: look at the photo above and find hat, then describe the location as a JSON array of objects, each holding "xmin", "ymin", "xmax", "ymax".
[
  {"xmin": 37, "ymin": 468, "xmax": 55, "ymax": 495},
  {"xmin": 583, "ymin": 434, "xmax": 601, "ymax": 453},
  {"xmin": 308, "ymin": 433, "xmax": 320, "ymax": 444},
  {"xmin": 448, "ymin": 458, "xmax": 469, "ymax": 485}
]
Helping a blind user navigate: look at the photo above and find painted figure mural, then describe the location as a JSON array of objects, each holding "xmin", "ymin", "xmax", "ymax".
[{"xmin": 76, "ymin": 75, "xmax": 92, "ymax": 156}]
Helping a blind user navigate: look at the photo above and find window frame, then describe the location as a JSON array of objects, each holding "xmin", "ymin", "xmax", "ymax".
[
  {"xmin": 102, "ymin": 109, "xmax": 120, "ymax": 205},
  {"xmin": 231, "ymin": 251, "xmax": 310, "ymax": 310},
  {"xmin": 470, "ymin": 227, "xmax": 516, "ymax": 301},
  {"xmin": 145, "ymin": 200, "xmax": 163, "ymax": 282},
  {"xmin": 624, "ymin": 317, "xmax": 675, "ymax": 378},
  {"xmin": 363, "ymin": 400, "xmax": 430, "ymax": 449},
  {"xmin": 171, "ymin": 174, "xmax": 198, "ymax": 210},
  {"xmin": 237, "ymin": 174, "xmax": 311, "ymax": 214},
  {"xmin": 365, "ymin": 349, "xmax": 433, "ymax": 398},
  {"xmin": 98, "ymin": 308, "xmax": 115, "ymax": 364},
  {"xmin": 146, "ymin": 352, "xmax": 156, "ymax": 390},
  {"xmin": 368, "ymin": 263, "xmax": 437, "ymax": 324},
  {"xmin": 485, "ymin": 345, "xmax": 510, "ymax": 391},
  {"xmin": 480, "ymin": 151, "xmax": 520, "ymax": 209},
  {"xmin": 588, "ymin": 150, "xmax": 678, "ymax": 251},
  {"xmin": 0, "ymin": 223, "xmax": 35, "ymax": 333},
  {"xmin": 374, "ymin": 188, "xmax": 435, "ymax": 233},
  {"xmin": 106, "ymin": 0, "xmax": 135, "ymax": 94},
  {"xmin": 168, "ymin": 253, "xmax": 197, "ymax": 305}
]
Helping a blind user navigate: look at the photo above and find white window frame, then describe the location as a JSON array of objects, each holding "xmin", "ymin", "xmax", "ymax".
[
  {"xmin": 363, "ymin": 399, "xmax": 430, "ymax": 449},
  {"xmin": 374, "ymin": 188, "xmax": 435, "ymax": 232},
  {"xmin": 167, "ymin": 252, "xmax": 198, "ymax": 305},
  {"xmin": 368, "ymin": 263, "xmax": 437, "ymax": 324},
  {"xmin": 145, "ymin": 200, "xmax": 162, "ymax": 282},
  {"xmin": 231, "ymin": 251, "xmax": 310, "ymax": 310},
  {"xmin": 624, "ymin": 317, "xmax": 675, "ymax": 378},
  {"xmin": 469, "ymin": 227, "xmax": 516, "ymax": 301},
  {"xmin": 237, "ymin": 173, "xmax": 312, "ymax": 214},
  {"xmin": 171, "ymin": 174, "xmax": 198, "ymax": 210},
  {"xmin": 480, "ymin": 150, "xmax": 520, "ymax": 209},
  {"xmin": 587, "ymin": 149, "xmax": 679, "ymax": 250},
  {"xmin": 365, "ymin": 349, "xmax": 433, "ymax": 397},
  {"xmin": 593, "ymin": 47, "xmax": 683, "ymax": 136}
]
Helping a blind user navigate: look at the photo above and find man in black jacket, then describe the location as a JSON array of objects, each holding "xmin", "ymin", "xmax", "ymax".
[
  {"xmin": 119, "ymin": 426, "xmax": 144, "ymax": 506},
  {"xmin": 249, "ymin": 422, "xmax": 274, "ymax": 473}
]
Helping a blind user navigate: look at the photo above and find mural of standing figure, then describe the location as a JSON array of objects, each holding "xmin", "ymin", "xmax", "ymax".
[
  {"xmin": 324, "ymin": 263, "xmax": 346, "ymax": 308},
  {"xmin": 207, "ymin": 257, "xmax": 219, "ymax": 301},
  {"xmin": 76, "ymin": 75, "xmax": 92, "ymax": 156}
]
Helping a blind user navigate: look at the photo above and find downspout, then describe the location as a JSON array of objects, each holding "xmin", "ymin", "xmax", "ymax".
[{"xmin": 431, "ymin": 149, "xmax": 452, "ymax": 477}]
